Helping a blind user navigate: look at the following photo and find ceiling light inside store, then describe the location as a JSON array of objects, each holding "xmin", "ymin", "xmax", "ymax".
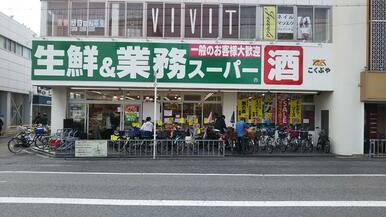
[{"xmin": 126, "ymin": 97, "xmax": 136, "ymax": 100}]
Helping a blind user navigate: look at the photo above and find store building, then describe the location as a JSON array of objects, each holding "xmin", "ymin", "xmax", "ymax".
[
  {"xmin": 0, "ymin": 12, "xmax": 35, "ymax": 134},
  {"xmin": 32, "ymin": 86, "xmax": 52, "ymax": 123},
  {"xmin": 34, "ymin": 0, "xmax": 366, "ymax": 155},
  {"xmin": 361, "ymin": 0, "xmax": 386, "ymax": 152}
]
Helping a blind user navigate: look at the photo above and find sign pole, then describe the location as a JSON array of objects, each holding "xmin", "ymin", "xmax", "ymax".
[{"xmin": 153, "ymin": 74, "xmax": 157, "ymax": 159}]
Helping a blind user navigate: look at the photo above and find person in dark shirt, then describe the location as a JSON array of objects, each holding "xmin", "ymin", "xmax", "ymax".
[
  {"xmin": 41, "ymin": 113, "xmax": 49, "ymax": 126},
  {"xmin": 0, "ymin": 118, "xmax": 3, "ymax": 136},
  {"xmin": 33, "ymin": 113, "xmax": 42, "ymax": 125},
  {"xmin": 214, "ymin": 115, "xmax": 227, "ymax": 133}
]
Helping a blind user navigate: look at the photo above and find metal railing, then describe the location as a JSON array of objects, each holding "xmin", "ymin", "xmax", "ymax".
[
  {"xmin": 369, "ymin": 139, "xmax": 386, "ymax": 158},
  {"xmin": 54, "ymin": 139, "xmax": 225, "ymax": 158}
]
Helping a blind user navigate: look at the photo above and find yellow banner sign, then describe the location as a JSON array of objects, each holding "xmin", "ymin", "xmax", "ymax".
[
  {"xmin": 290, "ymin": 97, "xmax": 302, "ymax": 124},
  {"xmin": 263, "ymin": 6, "xmax": 276, "ymax": 40}
]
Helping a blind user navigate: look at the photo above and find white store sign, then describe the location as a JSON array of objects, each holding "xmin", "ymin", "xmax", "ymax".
[
  {"xmin": 75, "ymin": 140, "xmax": 108, "ymax": 157},
  {"xmin": 277, "ymin": 14, "xmax": 295, "ymax": 34}
]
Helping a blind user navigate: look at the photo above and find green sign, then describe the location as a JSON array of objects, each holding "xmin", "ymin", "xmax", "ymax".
[{"xmin": 32, "ymin": 40, "xmax": 261, "ymax": 84}]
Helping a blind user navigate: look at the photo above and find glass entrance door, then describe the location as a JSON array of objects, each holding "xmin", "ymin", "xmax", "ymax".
[{"xmin": 88, "ymin": 104, "xmax": 121, "ymax": 139}]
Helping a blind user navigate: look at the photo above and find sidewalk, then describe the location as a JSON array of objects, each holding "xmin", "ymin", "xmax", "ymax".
[{"xmin": 0, "ymin": 136, "xmax": 12, "ymax": 158}]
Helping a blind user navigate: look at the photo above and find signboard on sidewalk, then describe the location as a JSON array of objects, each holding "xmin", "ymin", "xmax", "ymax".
[{"xmin": 75, "ymin": 140, "xmax": 107, "ymax": 157}]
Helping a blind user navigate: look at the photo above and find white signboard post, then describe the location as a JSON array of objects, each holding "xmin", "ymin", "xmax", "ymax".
[{"xmin": 75, "ymin": 140, "xmax": 108, "ymax": 157}]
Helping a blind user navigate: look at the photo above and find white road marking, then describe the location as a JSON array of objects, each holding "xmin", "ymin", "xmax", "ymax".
[
  {"xmin": 0, "ymin": 197, "xmax": 386, "ymax": 207},
  {"xmin": 0, "ymin": 181, "xmax": 7, "ymax": 183},
  {"xmin": 0, "ymin": 171, "xmax": 386, "ymax": 177}
]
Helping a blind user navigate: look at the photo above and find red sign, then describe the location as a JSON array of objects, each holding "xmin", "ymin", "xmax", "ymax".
[{"xmin": 264, "ymin": 45, "xmax": 303, "ymax": 85}]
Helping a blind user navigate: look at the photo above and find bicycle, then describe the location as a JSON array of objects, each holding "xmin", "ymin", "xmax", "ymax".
[{"xmin": 8, "ymin": 126, "xmax": 50, "ymax": 153}]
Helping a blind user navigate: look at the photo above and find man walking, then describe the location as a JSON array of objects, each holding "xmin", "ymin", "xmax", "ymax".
[{"xmin": 235, "ymin": 117, "xmax": 248, "ymax": 155}]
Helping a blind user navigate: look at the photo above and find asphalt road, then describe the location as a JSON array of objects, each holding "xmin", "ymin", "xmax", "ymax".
[{"xmin": 1, "ymin": 138, "xmax": 386, "ymax": 217}]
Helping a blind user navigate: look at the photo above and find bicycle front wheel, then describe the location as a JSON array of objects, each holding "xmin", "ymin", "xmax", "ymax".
[{"xmin": 8, "ymin": 138, "xmax": 24, "ymax": 153}]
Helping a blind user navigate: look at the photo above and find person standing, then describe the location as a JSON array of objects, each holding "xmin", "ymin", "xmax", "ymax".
[
  {"xmin": 0, "ymin": 117, "xmax": 3, "ymax": 136},
  {"xmin": 235, "ymin": 117, "xmax": 248, "ymax": 155},
  {"xmin": 33, "ymin": 113, "xmax": 42, "ymax": 125},
  {"xmin": 41, "ymin": 113, "xmax": 49, "ymax": 127},
  {"xmin": 140, "ymin": 117, "xmax": 154, "ymax": 138},
  {"xmin": 214, "ymin": 115, "xmax": 227, "ymax": 133}
]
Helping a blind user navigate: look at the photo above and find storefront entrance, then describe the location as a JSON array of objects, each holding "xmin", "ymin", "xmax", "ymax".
[{"xmin": 88, "ymin": 104, "xmax": 121, "ymax": 139}]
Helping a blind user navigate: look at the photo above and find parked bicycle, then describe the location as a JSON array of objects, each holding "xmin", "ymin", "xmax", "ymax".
[
  {"xmin": 8, "ymin": 126, "xmax": 50, "ymax": 153},
  {"xmin": 316, "ymin": 129, "xmax": 330, "ymax": 153}
]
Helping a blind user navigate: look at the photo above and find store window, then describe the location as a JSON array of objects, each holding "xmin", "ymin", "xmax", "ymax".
[
  {"xmin": 222, "ymin": 4, "xmax": 239, "ymax": 39},
  {"xmin": 314, "ymin": 8, "xmax": 331, "ymax": 42},
  {"xmin": 147, "ymin": 3, "xmax": 164, "ymax": 37},
  {"xmin": 183, "ymin": 103, "xmax": 202, "ymax": 126},
  {"xmin": 240, "ymin": 6, "xmax": 256, "ymax": 39},
  {"xmin": 164, "ymin": 4, "xmax": 181, "ymax": 37},
  {"xmin": 237, "ymin": 93, "xmax": 315, "ymax": 128},
  {"xmin": 202, "ymin": 4, "xmax": 219, "ymax": 38},
  {"xmin": 297, "ymin": 7, "xmax": 313, "ymax": 41},
  {"xmin": 88, "ymin": 2, "xmax": 106, "ymax": 36},
  {"xmin": 47, "ymin": 0, "xmax": 69, "ymax": 36},
  {"xmin": 69, "ymin": 91, "xmax": 86, "ymax": 100},
  {"xmin": 10, "ymin": 40, "xmax": 16, "ymax": 53},
  {"xmin": 127, "ymin": 3, "xmax": 143, "ymax": 37},
  {"xmin": 109, "ymin": 2, "xmax": 126, "ymax": 37},
  {"xmin": 302, "ymin": 105, "xmax": 315, "ymax": 130},
  {"xmin": 184, "ymin": 4, "xmax": 201, "ymax": 38},
  {"xmin": 70, "ymin": 1, "xmax": 87, "ymax": 36},
  {"xmin": 0, "ymin": 35, "xmax": 4, "ymax": 49},
  {"xmin": 68, "ymin": 103, "xmax": 86, "ymax": 135},
  {"xmin": 16, "ymin": 44, "xmax": 22, "ymax": 56},
  {"xmin": 277, "ymin": 6, "xmax": 295, "ymax": 40},
  {"xmin": 203, "ymin": 104, "xmax": 222, "ymax": 122},
  {"xmin": 22, "ymin": 47, "xmax": 31, "ymax": 59},
  {"xmin": 163, "ymin": 102, "xmax": 182, "ymax": 124},
  {"xmin": 184, "ymin": 95, "xmax": 201, "ymax": 101}
]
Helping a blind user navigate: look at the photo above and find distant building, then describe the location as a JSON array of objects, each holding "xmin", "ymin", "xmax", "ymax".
[
  {"xmin": 362, "ymin": 0, "xmax": 386, "ymax": 149},
  {"xmin": 0, "ymin": 12, "xmax": 35, "ymax": 133}
]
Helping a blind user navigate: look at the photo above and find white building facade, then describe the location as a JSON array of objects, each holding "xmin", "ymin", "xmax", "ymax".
[
  {"xmin": 35, "ymin": 0, "xmax": 367, "ymax": 155},
  {"xmin": 0, "ymin": 12, "xmax": 35, "ymax": 133}
]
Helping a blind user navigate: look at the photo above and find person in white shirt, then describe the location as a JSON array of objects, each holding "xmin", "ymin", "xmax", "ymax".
[{"xmin": 140, "ymin": 117, "xmax": 153, "ymax": 138}]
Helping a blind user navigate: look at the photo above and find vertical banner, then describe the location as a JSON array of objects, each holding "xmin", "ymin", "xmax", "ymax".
[
  {"xmin": 250, "ymin": 99, "xmax": 257, "ymax": 120},
  {"xmin": 263, "ymin": 95, "xmax": 274, "ymax": 124},
  {"xmin": 282, "ymin": 99, "xmax": 289, "ymax": 125},
  {"xmin": 290, "ymin": 97, "xmax": 302, "ymax": 124},
  {"xmin": 237, "ymin": 99, "xmax": 249, "ymax": 120},
  {"xmin": 263, "ymin": 6, "xmax": 276, "ymax": 40},
  {"xmin": 257, "ymin": 96, "xmax": 263, "ymax": 123},
  {"xmin": 277, "ymin": 95, "xmax": 289, "ymax": 126},
  {"xmin": 277, "ymin": 98, "xmax": 283, "ymax": 125}
]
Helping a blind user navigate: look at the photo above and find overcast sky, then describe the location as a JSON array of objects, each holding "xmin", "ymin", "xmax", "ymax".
[{"xmin": 0, "ymin": 0, "xmax": 41, "ymax": 35}]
